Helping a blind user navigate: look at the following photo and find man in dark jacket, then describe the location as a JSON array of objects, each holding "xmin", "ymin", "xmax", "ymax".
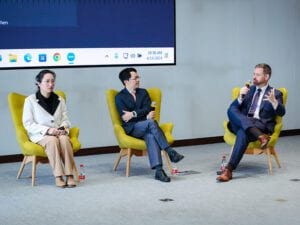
[{"xmin": 115, "ymin": 68, "xmax": 184, "ymax": 182}]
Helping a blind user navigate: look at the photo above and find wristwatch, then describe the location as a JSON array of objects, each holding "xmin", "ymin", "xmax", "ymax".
[{"xmin": 132, "ymin": 111, "xmax": 137, "ymax": 118}]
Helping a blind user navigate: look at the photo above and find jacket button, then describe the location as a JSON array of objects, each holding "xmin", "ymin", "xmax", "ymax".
[{"xmin": 51, "ymin": 120, "xmax": 54, "ymax": 123}]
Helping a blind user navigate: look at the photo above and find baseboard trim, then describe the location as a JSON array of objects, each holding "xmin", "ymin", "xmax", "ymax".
[
  {"xmin": 0, "ymin": 154, "xmax": 24, "ymax": 164},
  {"xmin": 75, "ymin": 146, "xmax": 120, "ymax": 156},
  {"xmin": 1, "ymin": 129, "xmax": 299, "ymax": 164},
  {"xmin": 172, "ymin": 136, "xmax": 224, "ymax": 147},
  {"xmin": 279, "ymin": 129, "xmax": 300, "ymax": 137}
]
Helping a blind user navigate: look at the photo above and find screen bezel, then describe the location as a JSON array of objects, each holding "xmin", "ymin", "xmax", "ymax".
[{"xmin": 0, "ymin": 0, "xmax": 176, "ymax": 70}]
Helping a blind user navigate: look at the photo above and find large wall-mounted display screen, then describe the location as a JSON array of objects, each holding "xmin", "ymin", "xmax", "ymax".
[{"xmin": 0, "ymin": 0, "xmax": 175, "ymax": 69}]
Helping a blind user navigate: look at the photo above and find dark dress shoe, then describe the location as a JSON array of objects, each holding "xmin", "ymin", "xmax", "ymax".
[
  {"xmin": 216, "ymin": 168, "xmax": 232, "ymax": 182},
  {"xmin": 168, "ymin": 150, "xmax": 184, "ymax": 163},
  {"xmin": 258, "ymin": 134, "xmax": 270, "ymax": 149},
  {"xmin": 155, "ymin": 169, "xmax": 171, "ymax": 182}
]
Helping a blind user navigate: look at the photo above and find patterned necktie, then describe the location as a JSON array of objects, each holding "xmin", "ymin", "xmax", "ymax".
[{"xmin": 248, "ymin": 88, "xmax": 262, "ymax": 117}]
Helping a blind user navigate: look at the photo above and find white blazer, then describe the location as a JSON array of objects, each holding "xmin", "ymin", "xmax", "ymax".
[{"xmin": 22, "ymin": 94, "xmax": 71, "ymax": 143}]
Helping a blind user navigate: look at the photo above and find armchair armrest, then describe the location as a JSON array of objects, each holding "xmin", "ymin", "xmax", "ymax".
[
  {"xmin": 223, "ymin": 120, "xmax": 236, "ymax": 146},
  {"xmin": 69, "ymin": 127, "xmax": 79, "ymax": 138},
  {"xmin": 268, "ymin": 122, "xmax": 283, "ymax": 147},
  {"xmin": 159, "ymin": 122, "xmax": 174, "ymax": 145},
  {"xmin": 69, "ymin": 127, "xmax": 81, "ymax": 152}
]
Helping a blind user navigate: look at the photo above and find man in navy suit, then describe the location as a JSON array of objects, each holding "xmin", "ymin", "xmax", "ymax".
[
  {"xmin": 217, "ymin": 63, "xmax": 285, "ymax": 182},
  {"xmin": 115, "ymin": 68, "xmax": 184, "ymax": 182}
]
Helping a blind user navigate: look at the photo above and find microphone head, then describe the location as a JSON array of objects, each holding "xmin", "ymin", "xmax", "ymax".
[
  {"xmin": 245, "ymin": 80, "xmax": 252, "ymax": 88},
  {"xmin": 241, "ymin": 80, "xmax": 252, "ymax": 99}
]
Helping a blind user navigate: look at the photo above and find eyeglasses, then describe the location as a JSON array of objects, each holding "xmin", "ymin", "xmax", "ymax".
[
  {"xmin": 130, "ymin": 76, "xmax": 141, "ymax": 81},
  {"xmin": 41, "ymin": 79, "xmax": 55, "ymax": 84},
  {"xmin": 253, "ymin": 73, "xmax": 265, "ymax": 76}
]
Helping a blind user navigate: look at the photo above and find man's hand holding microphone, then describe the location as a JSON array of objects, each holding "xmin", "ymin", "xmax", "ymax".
[{"xmin": 239, "ymin": 81, "xmax": 251, "ymax": 102}]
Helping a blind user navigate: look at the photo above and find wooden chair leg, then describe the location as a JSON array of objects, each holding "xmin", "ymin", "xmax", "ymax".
[
  {"xmin": 266, "ymin": 148, "xmax": 273, "ymax": 175},
  {"xmin": 271, "ymin": 148, "xmax": 281, "ymax": 168},
  {"xmin": 126, "ymin": 148, "xmax": 133, "ymax": 177},
  {"xmin": 17, "ymin": 156, "xmax": 27, "ymax": 179},
  {"xmin": 31, "ymin": 156, "xmax": 37, "ymax": 186},
  {"xmin": 162, "ymin": 150, "xmax": 172, "ymax": 174},
  {"xmin": 113, "ymin": 149, "xmax": 126, "ymax": 171}
]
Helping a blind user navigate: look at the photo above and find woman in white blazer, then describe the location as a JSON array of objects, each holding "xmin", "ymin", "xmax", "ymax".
[{"xmin": 23, "ymin": 70, "xmax": 77, "ymax": 188}]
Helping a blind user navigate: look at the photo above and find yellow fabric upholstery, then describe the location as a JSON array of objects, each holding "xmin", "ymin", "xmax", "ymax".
[
  {"xmin": 8, "ymin": 91, "xmax": 81, "ymax": 186},
  {"xmin": 106, "ymin": 88, "xmax": 174, "ymax": 176},
  {"xmin": 223, "ymin": 87, "xmax": 287, "ymax": 174}
]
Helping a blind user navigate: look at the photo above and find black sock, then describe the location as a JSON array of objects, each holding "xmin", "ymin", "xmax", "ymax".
[
  {"xmin": 226, "ymin": 163, "xmax": 234, "ymax": 172},
  {"xmin": 154, "ymin": 165, "xmax": 162, "ymax": 171},
  {"xmin": 165, "ymin": 146, "xmax": 174, "ymax": 154},
  {"xmin": 247, "ymin": 127, "xmax": 263, "ymax": 139}
]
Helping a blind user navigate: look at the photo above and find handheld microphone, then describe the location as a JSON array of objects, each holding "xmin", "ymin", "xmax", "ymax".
[
  {"xmin": 241, "ymin": 80, "xmax": 251, "ymax": 99},
  {"xmin": 245, "ymin": 80, "xmax": 251, "ymax": 88},
  {"xmin": 151, "ymin": 101, "xmax": 156, "ymax": 111}
]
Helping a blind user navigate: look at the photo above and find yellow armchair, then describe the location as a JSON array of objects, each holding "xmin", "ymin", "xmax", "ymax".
[
  {"xmin": 223, "ymin": 87, "xmax": 287, "ymax": 174},
  {"xmin": 8, "ymin": 91, "xmax": 81, "ymax": 186},
  {"xmin": 106, "ymin": 88, "xmax": 174, "ymax": 176}
]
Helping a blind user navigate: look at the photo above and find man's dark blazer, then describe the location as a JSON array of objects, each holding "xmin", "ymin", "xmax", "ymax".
[
  {"xmin": 115, "ymin": 88, "xmax": 153, "ymax": 134},
  {"xmin": 229, "ymin": 85, "xmax": 285, "ymax": 134}
]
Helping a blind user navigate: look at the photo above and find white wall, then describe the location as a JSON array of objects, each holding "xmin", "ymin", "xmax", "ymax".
[{"xmin": 1, "ymin": 0, "xmax": 299, "ymax": 155}]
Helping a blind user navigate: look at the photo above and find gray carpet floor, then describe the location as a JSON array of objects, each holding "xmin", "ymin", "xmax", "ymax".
[{"xmin": 1, "ymin": 136, "xmax": 300, "ymax": 225}]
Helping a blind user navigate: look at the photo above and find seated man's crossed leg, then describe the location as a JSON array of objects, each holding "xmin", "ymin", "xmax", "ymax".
[{"xmin": 131, "ymin": 119, "xmax": 184, "ymax": 182}]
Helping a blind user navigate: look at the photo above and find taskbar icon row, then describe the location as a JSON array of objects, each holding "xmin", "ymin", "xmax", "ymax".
[{"xmin": 0, "ymin": 52, "xmax": 75, "ymax": 64}]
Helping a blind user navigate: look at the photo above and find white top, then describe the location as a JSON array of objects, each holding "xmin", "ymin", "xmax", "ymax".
[{"xmin": 22, "ymin": 94, "xmax": 71, "ymax": 143}]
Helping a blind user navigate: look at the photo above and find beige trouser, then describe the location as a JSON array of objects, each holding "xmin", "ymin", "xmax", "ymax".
[{"xmin": 38, "ymin": 135, "xmax": 75, "ymax": 177}]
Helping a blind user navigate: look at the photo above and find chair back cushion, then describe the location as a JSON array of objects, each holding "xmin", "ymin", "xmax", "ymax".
[
  {"xmin": 8, "ymin": 93, "xmax": 26, "ymax": 130},
  {"xmin": 106, "ymin": 89, "xmax": 122, "ymax": 126},
  {"xmin": 275, "ymin": 88, "xmax": 287, "ymax": 124}
]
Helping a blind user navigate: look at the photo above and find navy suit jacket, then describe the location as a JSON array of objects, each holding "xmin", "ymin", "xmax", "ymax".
[
  {"xmin": 230, "ymin": 85, "xmax": 285, "ymax": 133},
  {"xmin": 115, "ymin": 88, "xmax": 153, "ymax": 134}
]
